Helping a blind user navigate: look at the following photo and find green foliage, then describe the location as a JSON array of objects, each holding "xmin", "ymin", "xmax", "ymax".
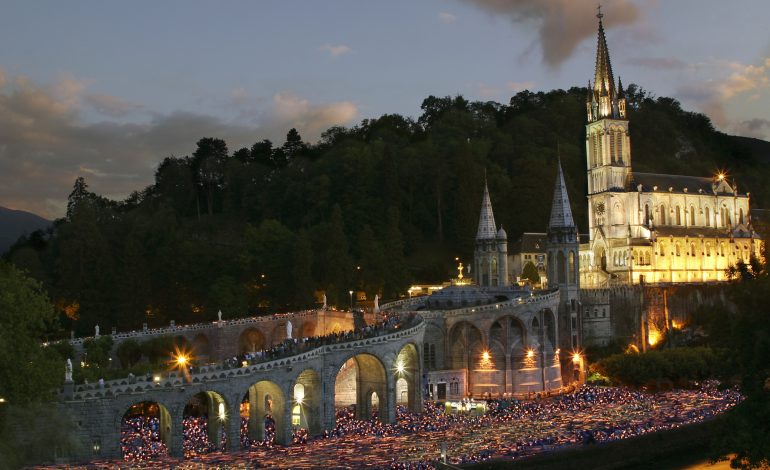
[
  {"xmin": 82, "ymin": 335, "xmax": 114, "ymax": 369},
  {"xmin": 0, "ymin": 262, "xmax": 62, "ymax": 406},
  {"xmin": 521, "ymin": 261, "xmax": 540, "ymax": 284},
  {"xmin": 141, "ymin": 336, "xmax": 175, "ymax": 365},
  {"xmin": 596, "ymin": 347, "xmax": 726, "ymax": 387},
  {"xmin": 115, "ymin": 338, "xmax": 142, "ymax": 369},
  {"xmin": 0, "ymin": 402, "xmax": 81, "ymax": 469}
]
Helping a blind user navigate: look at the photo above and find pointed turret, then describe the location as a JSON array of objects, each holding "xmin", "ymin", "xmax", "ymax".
[
  {"xmin": 549, "ymin": 161, "xmax": 576, "ymax": 229},
  {"xmin": 476, "ymin": 179, "xmax": 497, "ymax": 240}
]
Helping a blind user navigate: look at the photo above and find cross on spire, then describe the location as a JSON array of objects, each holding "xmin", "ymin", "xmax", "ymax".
[{"xmin": 596, "ymin": 4, "xmax": 603, "ymax": 20}]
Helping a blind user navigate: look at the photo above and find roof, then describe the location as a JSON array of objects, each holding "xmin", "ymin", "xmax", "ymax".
[
  {"xmin": 653, "ymin": 226, "xmax": 736, "ymax": 238},
  {"xmin": 548, "ymin": 161, "xmax": 576, "ymax": 229},
  {"xmin": 593, "ymin": 16, "xmax": 616, "ymax": 100},
  {"xmin": 628, "ymin": 172, "xmax": 734, "ymax": 195},
  {"xmin": 513, "ymin": 233, "xmax": 547, "ymax": 253},
  {"xmin": 476, "ymin": 180, "xmax": 497, "ymax": 240}
]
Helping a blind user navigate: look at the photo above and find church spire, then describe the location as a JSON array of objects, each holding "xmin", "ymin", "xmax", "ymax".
[
  {"xmin": 549, "ymin": 160, "xmax": 576, "ymax": 229},
  {"xmin": 593, "ymin": 7, "xmax": 615, "ymax": 100},
  {"xmin": 476, "ymin": 176, "xmax": 497, "ymax": 240}
]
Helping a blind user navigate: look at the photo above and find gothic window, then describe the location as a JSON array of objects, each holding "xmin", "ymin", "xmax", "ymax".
[
  {"xmin": 644, "ymin": 251, "xmax": 651, "ymax": 265},
  {"xmin": 690, "ymin": 243, "xmax": 696, "ymax": 257},
  {"xmin": 705, "ymin": 207, "xmax": 710, "ymax": 226},
  {"xmin": 739, "ymin": 208, "xmax": 744, "ymax": 225},
  {"xmin": 659, "ymin": 204, "xmax": 667, "ymax": 225},
  {"xmin": 706, "ymin": 242, "xmax": 712, "ymax": 257},
  {"xmin": 659, "ymin": 242, "xmax": 666, "ymax": 257},
  {"xmin": 569, "ymin": 251, "xmax": 576, "ymax": 285},
  {"xmin": 644, "ymin": 204, "xmax": 651, "ymax": 225},
  {"xmin": 690, "ymin": 205, "xmax": 695, "ymax": 226},
  {"xmin": 557, "ymin": 251, "xmax": 566, "ymax": 284},
  {"xmin": 491, "ymin": 257, "xmax": 497, "ymax": 273},
  {"xmin": 720, "ymin": 242, "xmax": 725, "ymax": 257},
  {"xmin": 609, "ymin": 130, "xmax": 616, "ymax": 163},
  {"xmin": 616, "ymin": 131, "xmax": 624, "ymax": 163},
  {"xmin": 676, "ymin": 206, "xmax": 682, "ymax": 225},
  {"xmin": 675, "ymin": 243, "xmax": 681, "ymax": 256}
]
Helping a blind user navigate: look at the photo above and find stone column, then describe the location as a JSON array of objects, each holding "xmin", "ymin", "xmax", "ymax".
[
  {"xmin": 169, "ymin": 405, "xmax": 185, "ymax": 458},
  {"xmin": 227, "ymin": 397, "xmax": 241, "ymax": 452}
]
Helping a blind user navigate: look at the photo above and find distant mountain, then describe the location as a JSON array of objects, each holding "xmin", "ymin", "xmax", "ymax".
[{"xmin": 0, "ymin": 206, "xmax": 50, "ymax": 255}]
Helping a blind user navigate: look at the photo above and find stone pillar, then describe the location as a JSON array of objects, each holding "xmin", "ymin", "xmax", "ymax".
[
  {"xmin": 384, "ymin": 372, "xmax": 396, "ymax": 424},
  {"xmin": 169, "ymin": 405, "xmax": 185, "ymax": 458},
  {"xmin": 227, "ymin": 397, "xmax": 241, "ymax": 452}
]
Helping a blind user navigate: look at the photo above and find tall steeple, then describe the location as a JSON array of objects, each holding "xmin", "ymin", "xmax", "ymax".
[
  {"xmin": 588, "ymin": 7, "xmax": 626, "ymax": 121},
  {"xmin": 549, "ymin": 160, "xmax": 576, "ymax": 229},
  {"xmin": 476, "ymin": 177, "xmax": 497, "ymax": 240}
]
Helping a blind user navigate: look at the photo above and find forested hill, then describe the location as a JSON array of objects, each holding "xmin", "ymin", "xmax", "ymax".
[{"xmin": 6, "ymin": 86, "xmax": 770, "ymax": 336}]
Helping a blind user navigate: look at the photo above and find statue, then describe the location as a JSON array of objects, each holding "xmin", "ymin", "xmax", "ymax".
[
  {"xmin": 373, "ymin": 294, "xmax": 380, "ymax": 313},
  {"xmin": 286, "ymin": 321, "xmax": 293, "ymax": 339},
  {"xmin": 65, "ymin": 358, "xmax": 73, "ymax": 382},
  {"xmin": 322, "ymin": 294, "xmax": 327, "ymax": 310},
  {"xmin": 94, "ymin": 324, "xmax": 100, "ymax": 337},
  {"xmin": 218, "ymin": 310, "xmax": 222, "ymax": 322}
]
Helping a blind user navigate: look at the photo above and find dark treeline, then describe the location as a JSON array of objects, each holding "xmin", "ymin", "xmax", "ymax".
[{"xmin": 6, "ymin": 87, "xmax": 770, "ymax": 336}]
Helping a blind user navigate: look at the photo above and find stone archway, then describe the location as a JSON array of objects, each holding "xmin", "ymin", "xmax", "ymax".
[
  {"xmin": 394, "ymin": 343, "xmax": 420, "ymax": 412},
  {"xmin": 292, "ymin": 369, "xmax": 322, "ymax": 436},
  {"xmin": 238, "ymin": 328, "xmax": 266, "ymax": 354},
  {"xmin": 244, "ymin": 380, "xmax": 288, "ymax": 445},
  {"xmin": 447, "ymin": 321, "xmax": 483, "ymax": 371},
  {"xmin": 181, "ymin": 391, "xmax": 229, "ymax": 456},
  {"xmin": 334, "ymin": 354, "xmax": 389, "ymax": 421},
  {"xmin": 120, "ymin": 401, "xmax": 172, "ymax": 461}
]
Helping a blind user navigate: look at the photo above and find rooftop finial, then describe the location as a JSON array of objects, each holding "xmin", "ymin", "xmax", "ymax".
[{"xmin": 597, "ymin": 4, "xmax": 604, "ymax": 21}]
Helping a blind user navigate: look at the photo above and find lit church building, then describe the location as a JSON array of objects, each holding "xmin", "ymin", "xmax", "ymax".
[{"xmin": 580, "ymin": 13, "xmax": 762, "ymax": 287}]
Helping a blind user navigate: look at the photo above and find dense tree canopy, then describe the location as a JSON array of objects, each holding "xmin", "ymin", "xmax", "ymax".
[{"xmin": 5, "ymin": 87, "xmax": 770, "ymax": 336}]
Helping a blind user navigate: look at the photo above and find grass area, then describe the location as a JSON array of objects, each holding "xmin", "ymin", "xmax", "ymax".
[{"xmin": 461, "ymin": 416, "xmax": 725, "ymax": 470}]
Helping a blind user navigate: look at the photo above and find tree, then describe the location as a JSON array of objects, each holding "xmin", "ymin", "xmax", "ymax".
[
  {"xmin": 0, "ymin": 261, "xmax": 64, "ymax": 453},
  {"xmin": 66, "ymin": 176, "xmax": 90, "ymax": 220},
  {"xmin": 116, "ymin": 339, "xmax": 142, "ymax": 369},
  {"xmin": 191, "ymin": 138, "xmax": 229, "ymax": 216},
  {"xmin": 282, "ymin": 128, "xmax": 307, "ymax": 160},
  {"xmin": 522, "ymin": 261, "xmax": 540, "ymax": 284}
]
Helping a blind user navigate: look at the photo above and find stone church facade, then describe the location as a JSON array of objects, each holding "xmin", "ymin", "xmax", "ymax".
[{"xmin": 579, "ymin": 13, "xmax": 762, "ymax": 288}]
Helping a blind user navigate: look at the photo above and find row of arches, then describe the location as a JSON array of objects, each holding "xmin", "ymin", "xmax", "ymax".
[
  {"xmin": 446, "ymin": 313, "xmax": 556, "ymax": 372},
  {"xmin": 118, "ymin": 346, "xmax": 420, "ymax": 461},
  {"xmin": 588, "ymin": 128, "xmax": 626, "ymax": 168},
  {"xmin": 643, "ymin": 203, "xmax": 745, "ymax": 228}
]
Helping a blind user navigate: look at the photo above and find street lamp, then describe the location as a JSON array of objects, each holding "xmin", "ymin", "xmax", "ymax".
[{"xmin": 349, "ymin": 290, "xmax": 354, "ymax": 311}]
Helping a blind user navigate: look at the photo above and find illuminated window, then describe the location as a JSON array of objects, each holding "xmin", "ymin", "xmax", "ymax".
[
  {"xmin": 675, "ymin": 243, "xmax": 681, "ymax": 256},
  {"xmin": 690, "ymin": 243, "xmax": 696, "ymax": 257},
  {"xmin": 659, "ymin": 204, "xmax": 666, "ymax": 225},
  {"xmin": 690, "ymin": 206, "xmax": 695, "ymax": 226},
  {"xmin": 676, "ymin": 206, "xmax": 681, "ymax": 225},
  {"xmin": 705, "ymin": 207, "xmax": 710, "ymax": 226},
  {"xmin": 292, "ymin": 404, "xmax": 301, "ymax": 426}
]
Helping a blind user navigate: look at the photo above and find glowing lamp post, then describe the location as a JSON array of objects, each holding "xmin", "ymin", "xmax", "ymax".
[{"xmin": 349, "ymin": 290, "xmax": 354, "ymax": 311}]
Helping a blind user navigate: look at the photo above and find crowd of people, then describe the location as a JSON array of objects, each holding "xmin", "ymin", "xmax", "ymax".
[
  {"xmin": 223, "ymin": 313, "xmax": 417, "ymax": 370},
  {"xmin": 182, "ymin": 416, "xmax": 227, "ymax": 458},
  {"xmin": 119, "ymin": 416, "xmax": 167, "ymax": 461}
]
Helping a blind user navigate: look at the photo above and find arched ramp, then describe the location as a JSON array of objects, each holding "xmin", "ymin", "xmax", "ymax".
[
  {"xmin": 334, "ymin": 354, "xmax": 390, "ymax": 421},
  {"xmin": 244, "ymin": 380, "xmax": 289, "ymax": 445},
  {"xmin": 394, "ymin": 344, "xmax": 421, "ymax": 412}
]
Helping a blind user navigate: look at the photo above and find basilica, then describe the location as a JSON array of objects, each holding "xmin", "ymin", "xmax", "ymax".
[{"xmin": 579, "ymin": 13, "xmax": 762, "ymax": 287}]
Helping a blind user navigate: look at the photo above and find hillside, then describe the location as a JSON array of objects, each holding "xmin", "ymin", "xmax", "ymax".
[
  {"xmin": 6, "ymin": 86, "xmax": 770, "ymax": 336},
  {"xmin": 0, "ymin": 206, "xmax": 50, "ymax": 255}
]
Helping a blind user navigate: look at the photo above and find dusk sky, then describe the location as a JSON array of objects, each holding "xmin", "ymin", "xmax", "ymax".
[{"xmin": 2, "ymin": 0, "xmax": 769, "ymax": 218}]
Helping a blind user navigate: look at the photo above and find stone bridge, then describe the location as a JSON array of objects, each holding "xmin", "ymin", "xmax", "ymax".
[{"xmin": 59, "ymin": 315, "xmax": 426, "ymax": 461}]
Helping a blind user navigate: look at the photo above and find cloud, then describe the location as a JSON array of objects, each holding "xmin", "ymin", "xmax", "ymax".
[
  {"xmin": 508, "ymin": 80, "xmax": 536, "ymax": 92},
  {"xmin": 459, "ymin": 0, "xmax": 639, "ymax": 66},
  {"xmin": 733, "ymin": 118, "xmax": 770, "ymax": 140},
  {"xmin": 84, "ymin": 93, "xmax": 142, "ymax": 117},
  {"xmin": 439, "ymin": 12, "xmax": 457, "ymax": 23},
  {"xmin": 624, "ymin": 57, "xmax": 687, "ymax": 70},
  {"xmin": 478, "ymin": 84, "xmax": 500, "ymax": 98},
  {"xmin": 677, "ymin": 58, "xmax": 770, "ymax": 128},
  {"xmin": 319, "ymin": 43, "xmax": 352, "ymax": 57},
  {"xmin": 0, "ymin": 72, "xmax": 358, "ymax": 218}
]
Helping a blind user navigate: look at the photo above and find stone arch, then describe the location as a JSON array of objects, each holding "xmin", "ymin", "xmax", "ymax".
[
  {"xmin": 244, "ymin": 380, "xmax": 287, "ymax": 445},
  {"xmin": 192, "ymin": 333, "xmax": 211, "ymax": 362},
  {"xmin": 489, "ymin": 316, "xmax": 526, "ymax": 367},
  {"xmin": 334, "ymin": 353, "xmax": 389, "ymax": 421},
  {"xmin": 121, "ymin": 401, "xmax": 172, "ymax": 460},
  {"xmin": 292, "ymin": 368, "xmax": 321, "ymax": 436},
  {"xmin": 181, "ymin": 390, "xmax": 229, "ymax": 456},
  {"xmin": 690, "ymin": 205, "xmax": 696, "ymax": 225},
  {"xmin": 595, "ymin": 246, "xmax": 607, "ymax": 272},
  {"xmin": 394, "ymin": 343, "xmax": 420, "ymax": 412},
  {"xmin": 271, "ymin": 322, "xmax": 288, "ymax": 345},
  {"xmin": 299, "ymin": 321, "xmax": 317, "ymax": 339},
  {"xmin": 447, "ymin": 321, "xmax": 483, "ymax": 370},
  {"xmin": 238, "ymin": 327, "xmax": 266, "ymax": 354}
]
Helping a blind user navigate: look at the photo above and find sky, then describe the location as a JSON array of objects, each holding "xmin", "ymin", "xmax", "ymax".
[{"xmin": 1, "ymin": 0, "xmax": 769, "ymax": 219}]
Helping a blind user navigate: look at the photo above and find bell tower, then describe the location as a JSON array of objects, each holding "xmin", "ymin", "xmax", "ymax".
[
  {"xmin": 474, "ymin": 178, "xmax": 509, "ymax": 287},
  {"xmin": 586, "ymin": 8, "xmax": 631, "ymax": 236}
]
